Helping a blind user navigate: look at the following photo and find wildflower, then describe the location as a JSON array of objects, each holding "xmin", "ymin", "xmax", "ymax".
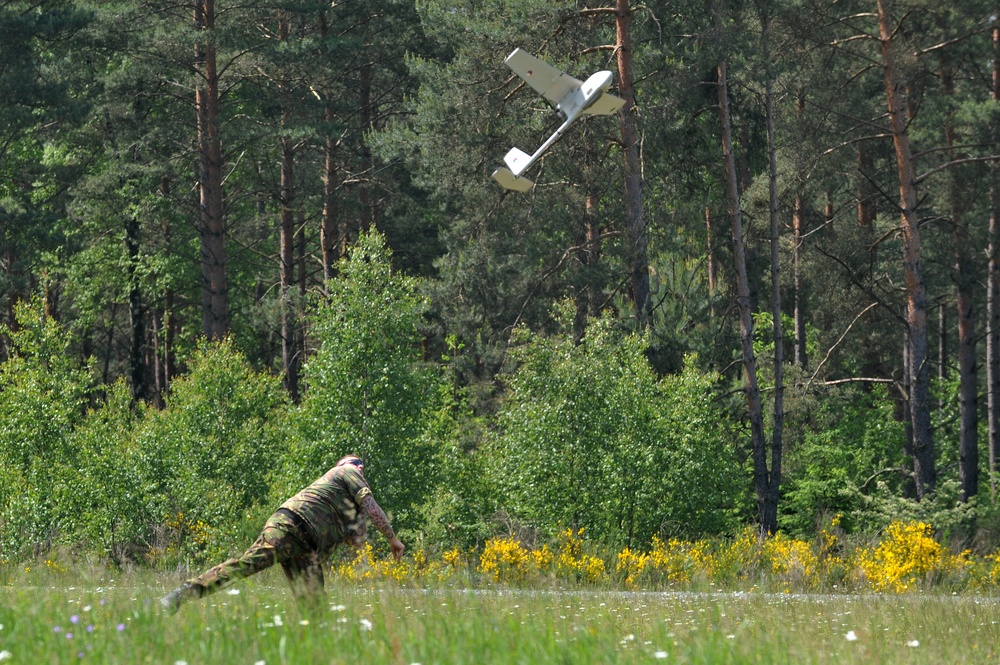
[
  {"xmin": 71, "ymin": 615, "xmax": 80, "ymax": 624},
  {"xmin": 654, "ymin": 652, "xmax": 668, "ymax": 659},
  {"xmin": 116, "ymin": 624, "xmax": 126, "ymax": 632},
  {"xmin": 331, "ymin": 605, "xmax": 346, "ymax": 611},
  {"xmin": 82, "ymin": 605, "xmax": 91, "ymax": 612},
  {"xmin": 254, "ymin": 661, "xmax": 266, "ymax": 665},
  {"xmin": 54, "ymin": 626, "xmax": 63, "ymax": 633},
  {"xmin": 86, "ymin": 625, "xmax": 94, "ymax": 633},
  {"xmin": 273, "ymin": 615, "xmax": 283, "ymax": 627},
  {"xmin": 845, "ymin": 631, "xmax": 858, "ymax": 642},
  {"xmin": 906, "ymin": 640, "xmax": 920, "ymax": 648},
  {"xmin": 0, "ymin": 652, "xmax": 10, "ymax": 661},
  {"xmin": 360, "ymin": 618, "xmax": 373, "ymax": 631},
  {"xmin": 299, "ymin": 620, "xmax": 309, "ymax": 626}
]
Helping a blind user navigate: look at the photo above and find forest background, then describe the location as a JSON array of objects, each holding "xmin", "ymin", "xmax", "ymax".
[{"xmin": 2, "ymin": 0, "xmax": 1000, "ymax": 568}]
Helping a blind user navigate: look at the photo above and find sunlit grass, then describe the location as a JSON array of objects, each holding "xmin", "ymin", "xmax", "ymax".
[{"xmin": 2, "ymin": 563, "xmax": 999, "ymax": 664}]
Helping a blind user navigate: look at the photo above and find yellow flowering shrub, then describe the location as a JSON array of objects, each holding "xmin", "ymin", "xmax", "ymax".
[
  {"xmin": 442, "ymin": 547, "xmax": 463, "ymax": 569},
  {"xmin": 554, "ymin": 528, "xmax": 605, "ymax": 583},
  {"xmin": 333, "ymin": 542, "xmax": 411, "ymax": 583},
  {"xmin": 616, "ymin": 536, "xmax": 714, "ymax": 588},
  {"xmin": 855, "ymin": 521, "xmax": 965, "ymax": 592},
  {"xmin": 713, "ymin": 526, "xmax": 763, "ymax": 583},
  {"xmin": 762, "ymin": 532, "xmax": 818, "ymax": 587},
  {"xmin": 479, "ymin": 537, "xmax": 531, "ymax": 583},
  {"xmin": 616, "ymin": 547, "xmax": 650, "ymax": 588}
]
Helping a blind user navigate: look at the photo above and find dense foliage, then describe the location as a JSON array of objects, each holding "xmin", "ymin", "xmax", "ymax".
[{"xmin": 1, "ymin": 0, "xmax": 999, "ymax": 563}]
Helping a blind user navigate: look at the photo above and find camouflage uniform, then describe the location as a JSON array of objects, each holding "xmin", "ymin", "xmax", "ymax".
[{"xmin": 181, "ymin": 464, "xmax": 372, "ymax": 602}]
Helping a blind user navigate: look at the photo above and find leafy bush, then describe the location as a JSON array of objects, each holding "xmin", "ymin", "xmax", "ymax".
[
  {"xmin": 137, "ymin": 337, "xmax": 291, "ymax": 563},
  {"xmin": 0, "ymin": 300, "xmax": 92, "ymax": 557},
  {"xmin": 57, "ymin": 380, "xmax": 150, "ymax": 564},
  {"xmin": 486, "ymin": 307, "xmax": 743, "ymax": 549},
  {"xmin": 282, "ymin": 230, "xmax": 442, "ymax": 533},
  {"xmin": 779, "ymin": 384, "xmax": 906, "ymax": 537}
]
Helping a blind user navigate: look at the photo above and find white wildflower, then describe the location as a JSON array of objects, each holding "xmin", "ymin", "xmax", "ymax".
[
  {"xmin": 273, "ymin": 615, "xmax": 283, "ymax": 627},
  {"xmin": 726, "ymin": 635, "xmax": 736, "ymax": 639},
  {"xmin": 654, "ymin": 651, "xmax": 668, "ymax": 659},
  {"xmin": 0, "ymin": 651, "xmax": 11, "ymax": 661},
  {"xmin": 360, "ymin": 618, "xmax": 373, "ymax": 631},
  {"xmin": 845, "ymin": 631, "xmax": 858, "ymax": 642},
  {"xmin": 175, "ymin": 661, "xmax": 188, "ymax": 665},
  {"xmin": 906, "ymin": 640, "xmax": 920, "ymax": 648},
  {"xmin": 225, "ymin": 588, "xmax": 240, "ymax": 596},
  {"xmin": 299, "ymin": 620, "xmax": 309, "ymax": 626},
  {"xmin": 331, "ymin": 605, "xmax": 346, "ymax": 611},
  {"xmin": 254, "ymin": 661, "xmax": 266, "ymax": 665}
]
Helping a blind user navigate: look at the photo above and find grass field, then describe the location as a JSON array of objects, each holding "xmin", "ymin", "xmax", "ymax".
[{"xmin": 2, "ymin": 566, "xmax": 999, "ymax": 664}]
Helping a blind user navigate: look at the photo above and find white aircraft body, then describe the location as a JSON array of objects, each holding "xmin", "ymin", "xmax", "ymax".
[{"xmin": 492, "ymin": 48, "xmax": 626, "ymax": 192}]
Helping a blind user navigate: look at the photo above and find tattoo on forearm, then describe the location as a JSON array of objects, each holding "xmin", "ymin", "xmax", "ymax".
[{"xmin": 360, "ymin": 495, "xmax": 396, "ymax": 540}]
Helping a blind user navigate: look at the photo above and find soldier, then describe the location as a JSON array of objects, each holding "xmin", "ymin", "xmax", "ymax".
[{"xmin": 160, "ymin": 455, "xmax": 404, "ymax": 614}]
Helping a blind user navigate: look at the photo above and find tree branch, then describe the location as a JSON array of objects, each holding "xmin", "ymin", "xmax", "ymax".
[
  {"xmin": 805, "ymin": 302, "xmax": 880, "ymax": 391},
  {"xmin": 915, "ymin": 155, "xmax": 1000, "ymax": 184}
]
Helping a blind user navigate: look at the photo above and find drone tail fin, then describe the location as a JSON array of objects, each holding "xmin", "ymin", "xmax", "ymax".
[
  {"xmin": 503, "ymin": 147, "xmax": 532, "ymax": 176},
  {"xmin": 491, "ymin": 167, "xmax": 534, "ymax": 192}
]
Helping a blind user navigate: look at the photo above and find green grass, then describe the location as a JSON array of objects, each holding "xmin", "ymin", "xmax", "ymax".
[{"xmin": 1, "ymin": 566, "xmax": 999, "ymax": 664}]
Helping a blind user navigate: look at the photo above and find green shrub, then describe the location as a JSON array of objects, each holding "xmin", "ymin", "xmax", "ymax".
[
  {"xmin": 486, "ymin": 307, "xmax": 743, "ymax": 549},
  {"xmin": 58, "ymin": 380, "xmax": 150, "ymax": 564},
  {"xmin": 0, "ymin": 299, "xmax": 92, "ymax": 557},
  {"xmin": 281, "ymin": 230, "xmax": 442, "ymax": 534},
  {"xmin": 136, "ymin": 337, "xmax": 291, "ymax": 563}
]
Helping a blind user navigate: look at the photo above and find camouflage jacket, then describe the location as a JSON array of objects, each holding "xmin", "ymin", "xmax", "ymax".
[{"xmin": 280, "ymin": 464, "xmax": 372, "ymax": 554}]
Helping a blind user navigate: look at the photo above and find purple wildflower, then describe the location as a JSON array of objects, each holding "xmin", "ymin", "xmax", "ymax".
[
  {"xmin": 86, "ymin": 625, "xmax": 94, "ymax": 633},
  {"xmin": 116, "ymin": 623, "xmax": 126, "ymax": 632},
  {"xmin": 54, "ymin": 626, "xmax": 63, "ymax": 633},
  {"xmin": 71, "ymin": 615, "xmax": 80, "ymax": 624}
]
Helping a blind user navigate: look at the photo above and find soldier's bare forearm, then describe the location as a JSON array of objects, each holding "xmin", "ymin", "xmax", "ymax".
[{"xmin": 360, "ymin": 495, "xmax": 396, "ymax": 540}]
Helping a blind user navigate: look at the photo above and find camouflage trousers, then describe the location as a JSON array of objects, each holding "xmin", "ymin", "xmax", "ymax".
[{"xmin": 186, "ymin": 509, "xmax": 325, "ymax": 601}]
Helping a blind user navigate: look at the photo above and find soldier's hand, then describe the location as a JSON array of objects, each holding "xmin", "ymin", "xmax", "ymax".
[{"xmin": 389, "ymin": 536, "xmax": 405, "ymax": 561}]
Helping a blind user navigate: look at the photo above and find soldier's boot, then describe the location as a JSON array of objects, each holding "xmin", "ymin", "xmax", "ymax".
[{"xmin": 160, "ymin": 581, "xmax": 200, "ymax": 616}]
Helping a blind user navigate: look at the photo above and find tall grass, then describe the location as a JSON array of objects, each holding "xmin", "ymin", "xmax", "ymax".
[{"xmin": 1, "ymin": 563, "xmax": 999, "ymax": 664}]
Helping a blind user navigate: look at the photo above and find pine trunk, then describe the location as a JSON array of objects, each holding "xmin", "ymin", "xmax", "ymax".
[
  {"xmin": 717, "ymin": 8, "xmax": 773, "ymax": 533},
  {"xmin": 878, "ymin": 0, "xmax": 935, "ymax": 497},
  {"xmin": 616, "ymin": 0, "xmax": 651, "ymax": 328},
  {"xmin": 194, "ymin": 0, "xmax": 228, "ymax": 340},
  {"xmin": 318, "ymin": 9, "xmax": 341, "ymax": 285},
  {"xmin": 942, "ymin": 63, "xmax": 978, "ymax": 501},
  {"xmin": 279, "ymin": 15, "xmax": 300, "ymax": 401},
  {"xmin": 574, "ymin": 192, "xmax": 602, "ymax": 342},
  {"xmin": 126, "ymin": 214, "xmax": 148, "ymax": 402},
  {"xmin": 763, "ymin": 8, "xmax": 783, "ymax": 533},
  {"xmin": 988, "ymin": 15, "xmax": 1000, "ymax": 501}
]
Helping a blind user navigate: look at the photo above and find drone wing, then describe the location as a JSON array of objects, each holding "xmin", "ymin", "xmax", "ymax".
[
  {"xmin": 583, "ymin": 91, "xmax": 626, "ymax": 116},
  {"xmin": 504, "ymin": 48, "xmax": 582, "ymax": 108}
]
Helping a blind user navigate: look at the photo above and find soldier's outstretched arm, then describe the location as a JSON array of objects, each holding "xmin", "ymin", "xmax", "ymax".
[{"xmin": 360, "ymin": 494, "xmax": 405, "ymax": 561}]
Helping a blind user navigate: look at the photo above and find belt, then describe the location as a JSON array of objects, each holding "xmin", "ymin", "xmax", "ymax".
[{"xmin": 275, "ymin": 508, "xmax": 319, "ymax": 551}]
